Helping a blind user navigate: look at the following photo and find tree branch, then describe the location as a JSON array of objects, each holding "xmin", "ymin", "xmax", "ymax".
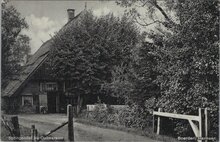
[
  {"xmin": 135, "ymin": 18, "xmax": 161, "ymax": 27},
  {"xmin": 150, "ymin": 0, "xmax": 177, "ymax": 26},
  {"xmin": 134, "ymin": 13, "xmax": 163, "ymax": 27}
]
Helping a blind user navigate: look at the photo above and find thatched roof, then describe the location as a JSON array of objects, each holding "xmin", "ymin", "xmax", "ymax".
[{"xmin": 2, "ymin": 10, "xmax": 86, "ymax": 97}]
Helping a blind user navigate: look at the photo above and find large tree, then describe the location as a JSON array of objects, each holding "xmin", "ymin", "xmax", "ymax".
[
  {"xmin": 153, "ymin": 0, "xmax": 219, "ymax": 136},
  {"xmin": 116, "ymin": 0, "xmax": 180, "ymax": 28},
  {"xmin": 117, "ymin": 0, "xmax": 219, "ymax": 137},
  {"xmin": 103, "ymin": 42, "xmax": 160, "ymax": 106},
  {"xmin": 50, "ymin": 11, "xmax": 142, "ymax": 113},
  {"xmin": 2, "ymin": 1, "xmax": 30, "ymax": 88}
]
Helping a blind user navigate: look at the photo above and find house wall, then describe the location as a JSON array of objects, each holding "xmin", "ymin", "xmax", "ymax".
[
  {"xmin": 16, "ymin": 80, "xmax": 43, "ymax": 113},
  {"xmin": 1, "ymin": 97, "xmax": 9, "ymax": 113},
  {"xmin": 15, "ymin": 80, "xmax": 64, "ymax": 113},
  {"xmin": 20, "ymin": 80, "xmax": 40, "ymax": 95},
  {"xmin": 3, "ymin": 96, "xmax": 22, "ymax": 114}
]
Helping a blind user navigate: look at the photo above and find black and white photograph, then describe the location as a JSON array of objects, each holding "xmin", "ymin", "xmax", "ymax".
[{"xmin": 1, "ymin": 0, "xmax": 219, "ymax": 141}]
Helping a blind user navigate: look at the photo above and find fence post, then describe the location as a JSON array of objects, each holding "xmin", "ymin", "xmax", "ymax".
[
  {"xmin": 67, "ymin": 104, "xmax": 74, "ymax": 141},
  {"xmin": 152, "ymin": 114, "xmax": 155, "ymax": 133},
  {"xmin": 204, "ymin": 108, "xmax": 209, "ymax": 142},
  {"xmin": 34, "ymin": 129, "xmax": 38, "ymax": 142},
  {"xmin": 31, "ymin": 125, "xmax": 35, "ymax": 142},
  {"xmin": 156, "ymin": 108, "xmax": 161, "ymax": 135},
  {"xmin": 11, "ymin": 116, "xmax": 20, "ymax": 139},
  {"xmin": 199, "ymin": 108, "xmax": 206, "ymax": 142}
]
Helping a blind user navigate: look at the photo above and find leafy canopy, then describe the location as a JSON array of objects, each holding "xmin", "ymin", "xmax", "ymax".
[
  {"xmin": 117, "ymin": 0, "xmax": 219, "ymax": 136},
  {"xmin": 50, "ymin": 11, "xmax": 142, "ymax": 97},
  {"xmin": 2, "ymin": 1, "xmax": 31, "ymax": 88}
]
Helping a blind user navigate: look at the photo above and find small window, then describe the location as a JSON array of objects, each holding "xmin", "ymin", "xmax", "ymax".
[
  {"xmin": 40, "ymin": 82, "xmax": 58, "ymax": 92},
  {"xmin": 22, "ymin": 96, "xmax": 33, "ymax": 106}
]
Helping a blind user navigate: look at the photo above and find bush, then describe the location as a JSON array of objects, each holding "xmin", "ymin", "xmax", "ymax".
[
  {"xmin": 84, "ymin": 104, "xmax": 153, "ymax": 131},
  {"xmin": 118, "ymin": 105, "xmax": 152, "ymax": 129}
]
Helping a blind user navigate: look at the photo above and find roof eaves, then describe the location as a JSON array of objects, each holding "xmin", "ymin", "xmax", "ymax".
[{"xmin": 2, "ymin": 10, "xmax": 85, "ymax": 97}]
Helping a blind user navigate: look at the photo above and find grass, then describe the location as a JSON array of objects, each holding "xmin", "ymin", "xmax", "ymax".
[
  {"xmin": 1, "ymin": 123, "xmax": 63, "ymax": 142},
  {"xmin": 1, "ymin": 123, "xmax": 31, "ymax": 141},
  {"xmin": 1, "ymin": 123, "xmax": 11, "ymax": 141},
  {"xmin": 75, "ymin": 118, "xmax": 179, "ymax": 142}
]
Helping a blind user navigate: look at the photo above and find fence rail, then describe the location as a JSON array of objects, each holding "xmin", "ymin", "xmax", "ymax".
[
  {"xmin": 153, "ymin": 108, "xmax": 209, "ymax": 142},
  {"xmin": 2, "ymin": 105, "xmax": 75, "ymax": 142},
  {"xmin": 34, "ymin": 104, "xmax": 74, "ymax": 142},
  {"xmin": 36, "ymin": 122, "xmax": 68, "ymax": 141}
]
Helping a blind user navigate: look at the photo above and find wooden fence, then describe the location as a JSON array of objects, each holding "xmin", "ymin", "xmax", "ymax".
[
  {"xmin": 2, "ymin": 104, "xmax": 75, "ymax": 142},
  {"xmin": 36, "ymin": 104, "xmax": 74, "ymax": 141},
  {"xmin": 1, "ymin": 115, "xmax": 20, "ymax": 141},
  {"xmin": 153, "ymin": 108, "xmax": 209, "ymax": 142},
  {"xmin": 86, "ymin": 104, "xmax": 128, "ymax": 112}
]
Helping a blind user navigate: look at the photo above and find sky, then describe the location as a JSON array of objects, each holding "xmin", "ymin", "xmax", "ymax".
[{"xmin": 9, "ymin": 0, "xmax": 126, "ymax": 54}]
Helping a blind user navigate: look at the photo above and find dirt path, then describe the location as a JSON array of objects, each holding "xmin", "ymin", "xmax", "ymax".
[{"xmin": 17, "ymin": 114, "xmax": 160, "ymax": 142}]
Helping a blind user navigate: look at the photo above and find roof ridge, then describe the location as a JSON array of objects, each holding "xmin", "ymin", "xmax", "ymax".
[{"xmin": 2, "ymin": 9, "xmax": 86, "ymax": 97}]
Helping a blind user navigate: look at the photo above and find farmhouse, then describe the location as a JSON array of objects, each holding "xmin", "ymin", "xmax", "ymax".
[{"xmin": 2, "ymin": 9, "xmax": 119, "ymax": 114}]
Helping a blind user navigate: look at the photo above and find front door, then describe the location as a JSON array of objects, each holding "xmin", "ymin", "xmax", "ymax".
[{"xmin": 47, "ymin": 92, "xmax": 56, "ymax": 113}]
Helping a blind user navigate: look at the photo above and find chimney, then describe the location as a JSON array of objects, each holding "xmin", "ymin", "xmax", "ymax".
[{"xmin": 67, "ymin": 9, "xmax": 75, "ymax": 21}]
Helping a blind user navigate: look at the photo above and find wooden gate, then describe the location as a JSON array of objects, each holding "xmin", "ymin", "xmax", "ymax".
[
  {"xmin": 153, "ymin": 108, "xmax": 209, "ymax": 142},
  {"xmin": 34, "ymin": 104, "xmax": 74, "ymax": 142}
]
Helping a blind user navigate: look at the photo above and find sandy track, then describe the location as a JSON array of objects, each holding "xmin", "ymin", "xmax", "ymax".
[{"xmin": 17, "ymin": 114, "xmax": 160, "ymax": 142}]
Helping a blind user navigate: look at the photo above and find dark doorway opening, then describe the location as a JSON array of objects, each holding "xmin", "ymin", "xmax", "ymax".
[
  {"xmin": 59, "ymin": 93, "xmax": 67, "ymax": 113},
  {"xmin": 47, "ymin": 92, "xmax": 56, "ymax": 113}
]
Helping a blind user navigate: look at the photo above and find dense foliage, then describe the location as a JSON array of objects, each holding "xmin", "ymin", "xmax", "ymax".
[
  {"xmin": 2, "ymin": 1, "xmax": 30, "ymax": 88},
  {"xmin": 84, "ymin": 104, "xmax": 152, "ymax": 130},
  {"xmin": 153, "ymin": 0, "xmax": 219, "ymax": 136},
  {"xmin": 50, "ymin": 11, "xmax": 143, "ymax": 109},
  {"xmin": 115, "ymin": 0, "xmax": 219, "ymax": 138}
]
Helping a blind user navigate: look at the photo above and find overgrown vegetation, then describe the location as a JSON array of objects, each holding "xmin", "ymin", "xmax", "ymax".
[
  {"xmin": 82, "ymin": 104, "xmax": 151, "ymax": 129},
  {"xmin": 112, "ymin": 0, "xmax": 219, "ymax": 138},
  {"xmin": 1, "ymin": 123, "xmax": 31, "ymax": 141},
  {"xmin": 50, "ymin": 0, "xmax": 218, "ymax": 139},
  {"xmin": 78, "ymin": 104, "xmax": 178, "ymax": 142}
]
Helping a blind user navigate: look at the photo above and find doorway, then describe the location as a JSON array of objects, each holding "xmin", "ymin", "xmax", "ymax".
[{"xmin": 47, "ymin": 92, "xmax": 57, "ymax": 113}]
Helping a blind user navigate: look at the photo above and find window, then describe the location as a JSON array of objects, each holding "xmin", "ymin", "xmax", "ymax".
[
  {"xmin": 22, "ymin": 96, "xmax": 33, "ymax": 106},
  {"xmin": 40, "ymin": 82, "xmax": 58, "ymax": 92}
]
